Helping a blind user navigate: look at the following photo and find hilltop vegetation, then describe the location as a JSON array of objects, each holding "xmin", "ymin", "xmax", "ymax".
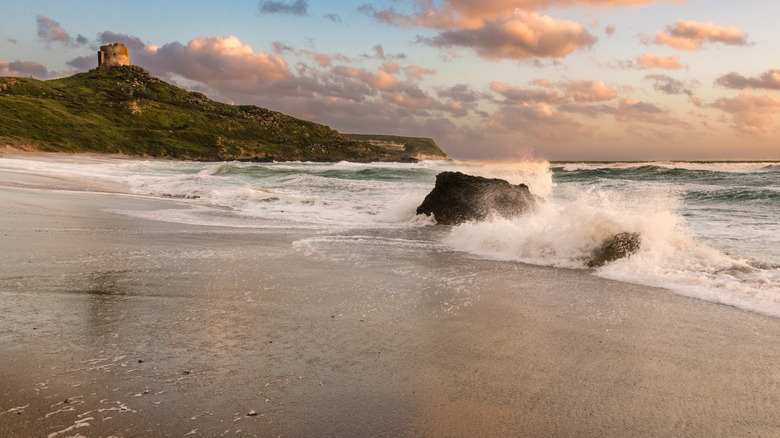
[{"xmin": 0, "ymin": 66, "xmax": 448, "ymax": 162}]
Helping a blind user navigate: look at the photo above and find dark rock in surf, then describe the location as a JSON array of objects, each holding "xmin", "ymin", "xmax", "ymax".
[
  {"xmin": 416, "ymin": 171, "xmax": 536, "ymax": 225},
  {"xmin": 587, "ymin": 232, "xmax": 641, "ymax": 268}
]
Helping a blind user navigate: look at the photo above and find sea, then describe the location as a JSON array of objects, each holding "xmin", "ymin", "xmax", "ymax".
[{"xmin": 4, "ymin": 156, "xmax": 779, "ymax": 317}]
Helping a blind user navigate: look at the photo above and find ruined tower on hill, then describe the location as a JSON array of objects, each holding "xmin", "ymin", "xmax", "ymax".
[{"xmin": 97, "ymin": 42, "xmax": 129, "ymax": 70}]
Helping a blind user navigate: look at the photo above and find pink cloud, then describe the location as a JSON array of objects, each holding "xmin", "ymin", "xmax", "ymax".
[
  {"xmin": 716, "ymin": 69, "xmax": 780, "ymax": 90},
  {"xmin": 644, "ymin": 74, "xmax": 700, "ymax": 97},
  {"xmin": 382, "ymin": 61, "xmax": 400, "ymax": 74},
  {"xmin": 636, "ymin": 53, "xmax": 687, "ymax": 70},
  {"xmin": 0, "ymin": 60, "xmax": 53, "ymax": 78},
  {"xmin": 486, "ymin": 78, "xmax": 619, "ymax": 144},
  {"xmin": 490, "ymin": 81, "xmax": 563, "ymax": 104},
  {"xmin": 366, "ymin": 0, "xmax": 680, "ymax": 30},
  {"xmin": 488, "ymin": 102, "xmax": 598, "ymax": 141},
  {"xmin": 403, "ymin": 65, "xmax": 436, "ymax": 81},
  {"xmin": 562, "ymin": 79, "xmax": 617, "ymax": 102},
  {"xmin": 437, "ymin": 84, "xmax": 487, "ymax": 104},
  {"xmin": 332, "ymin": 65, "xmax": 399, "ymax": 92},
  {"xmin": 648, "ymin": 20, "xmax": 749, "ymax": 50},
  {"xmin": 421, "ymin": 11, "xmax": 597, "ymax": 61},
  {"xmin": 713, "ymin": 92, "xmax": 780, "ymax": 140},
  {"xmin": 35, "ymin": 15, "xmax": 88, "ymax": 48},
  {"xmin": 154, "ymin": 36, "xmax": 291, "ymax": 84},
  {"xmin": 614, "ymin": 98, "xmax": 682, "ymax": 125},
  {"xmin": 290, "ymin": 46, "xmax": 352, "ymax": 67},
  {"xmin": 36, "ymin": 15, "xmax": 71, "ymax": 43},
  {"xmin": 491, "ymin": 79, "xmax": 616, "ymax": 104}
]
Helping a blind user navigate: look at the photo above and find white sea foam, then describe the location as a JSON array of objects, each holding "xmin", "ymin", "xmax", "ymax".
[
  {"xmin": 559, "ymin": 161, "xmax": 779, "ymax": 173},
  {"xmin": 3, "ymin": 154, "xmax": 779, "ymax": 316},
  {"xmin": 443, "ymin": 180, "xmax": 684, "ymax": 269},
  {"xmin": 442, "ymin": 167, "xmax": 780, "ymax": 317}
]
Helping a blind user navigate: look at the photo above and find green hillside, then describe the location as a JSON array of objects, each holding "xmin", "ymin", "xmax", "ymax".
[{"xmin": 0, "ymin": 66, "xmax": 448, "ymax": 162}]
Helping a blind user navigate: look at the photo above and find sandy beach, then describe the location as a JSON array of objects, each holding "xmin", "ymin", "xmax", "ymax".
[{"xmin": 1, "ymin": 153, "xmax": 779, "ymax": 437}]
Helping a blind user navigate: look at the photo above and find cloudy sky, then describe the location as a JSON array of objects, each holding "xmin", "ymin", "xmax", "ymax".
[{"xmin": 2, "ymin": 0, "xmax": 779, "ymax": 160}]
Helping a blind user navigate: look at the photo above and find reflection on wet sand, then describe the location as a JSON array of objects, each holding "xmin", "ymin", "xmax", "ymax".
[{"xmin": 2, "ymin": 183, "xmax": 780, "ymax": 437}]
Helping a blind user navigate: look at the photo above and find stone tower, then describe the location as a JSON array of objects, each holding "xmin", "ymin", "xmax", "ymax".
[{"xmin": 97, "ymin": 42, "xmax": 130, "ymax": 70}]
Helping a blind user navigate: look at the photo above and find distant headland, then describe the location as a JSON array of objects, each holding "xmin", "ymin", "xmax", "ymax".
[{"xmin": 0, "ymin": 43, "xmax": 448, "ymax": 163}]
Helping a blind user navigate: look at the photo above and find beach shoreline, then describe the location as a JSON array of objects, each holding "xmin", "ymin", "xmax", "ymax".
[{"xmin": 1, "ymin": 159, "xmax": 779, "ymax": 437}]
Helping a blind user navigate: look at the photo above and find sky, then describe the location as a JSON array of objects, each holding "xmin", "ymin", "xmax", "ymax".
[{"xmin": 1, "ymin": 0, "xmax": 779, "ymax": 160}]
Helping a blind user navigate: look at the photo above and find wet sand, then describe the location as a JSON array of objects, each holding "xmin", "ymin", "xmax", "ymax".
[{"xmin": 1, "ymin": 157, "xmax": 779, "ymax": 437}]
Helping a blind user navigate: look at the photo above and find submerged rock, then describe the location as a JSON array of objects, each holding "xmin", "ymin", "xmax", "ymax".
[
  {"xmin": 416, "ymin": 171, "xmax": 536, "ymax": 225},
  {"xmin": 587, "ymin": 232, "xmax": 641, "ymax": 268}
]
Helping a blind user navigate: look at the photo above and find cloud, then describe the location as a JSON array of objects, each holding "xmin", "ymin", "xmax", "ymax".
[
  {"xmin": 645, "ymin": 74, "xmax": 700, "ymax": 96},
  {"xmin": 259, "ymin": 0, "xmax": 308, "ymax": 16},
  {"xmin": 614, "ymin": 98, "xmax": 679, "ymax": 124},
  {"xmin": 491, "ymin": 81, "xmax": 563, "ymax": 104},
  {"xmin": 437, "ymin": 84, "xmax": 488, "ymax": 105},
  {"xmin": 488, "ymin": 102, "xmax": 597, "ymax": 141},
  {"xmin": 715, "ymin": 69, "xmax": 780, "ymax": 90},
  {"xmin": 363, "ymin": 0, "xmax": 680, "ymax": 30},
  {"xmin": 420, "ymin": 11, "xmax": 597, "ymax": 61},
  {"xmin": 562, "ymin": 79, "xmax": 617, "ymax": 102},
  {"xmin": 636, "ymin": 52, "xmax": 687, "ymax": 70},
  {"xmin": 605, "ymin": 25, "xmax": 616, "ymax": 37},
  {"xmin": 36, "ymin": 15, "xmax": 70, "ymax": 44},
  {"xmin": 36, "ymin": 15, "xmax": 87, "ymax": 47},
  {"xmin": 491, "ymin": 79, "xmax": 616, "ymax": 104},
  {"xmin": 98, "ymin": 31, "xmax": 149, "ymax": 51},
  {"xmin": 611, "ymin": 99, "xmax": 693, "ymax": 144},
  {"xmin": 271, "ymin": 41, "xmax": 295, "ymax": 54},
  {"xmin": 362, "ymin": 44, "xmax": 386, "ymax": 59},
  {"xmin": 557, "ymin": 102, "xmax": 616, "ymax": 118},
  {"xmin": 66, "ymin": 55, "xmax": 94, "ymax": 71},
  {"xmin": 486, "ymin": 78, "xmax": 619, "ymax": 142},
  {"xmin": 713, "ymin": 92, "xmax": 780, "ymax": 140},
  {"xmin": 359, "ymin": 44, "xmax": 407, "ymax": 61},
  {"xmin": 400, "ymin": 65, "xmax": 432, "ymax": 81},
  {"xmin": 495, "ymin": 79, "xmax": 684, "ymax": 129},
  {"xmin": 0, "ymin": 60, "xmax": 54, "ymax": 78},
  {"xmin": 646, "ymin": 20, "xmax": 749, "ymax": 50},
  {"xmin": 323, "ymin": 13, "xmax": 342, "ymax": 24},
  {"xmin": 332, "ymin": 65, "xmax": 399, "ymax": 92},
  {"xmin": 154, "ymin": 36, "xmax": 291, "ymax": 84}
]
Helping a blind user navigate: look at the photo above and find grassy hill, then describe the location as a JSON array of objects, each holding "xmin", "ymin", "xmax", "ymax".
[{"xmin": 0, "ymin": 66, "xmax": 448, "ymax": 162}]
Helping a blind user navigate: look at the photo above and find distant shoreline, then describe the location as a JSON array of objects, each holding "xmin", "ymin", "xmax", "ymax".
[
  {"xmin": 5, "ymin": 146, "xmax": 777, "ymax": 165},
  {"xmin": 0, "ymin": 145, "xmax": 447, "ymax": 163}
]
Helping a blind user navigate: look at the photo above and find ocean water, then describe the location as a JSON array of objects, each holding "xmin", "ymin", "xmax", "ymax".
[{"xmin": 3, "ymin": 155, "xmax": 779, "ymax": 316}]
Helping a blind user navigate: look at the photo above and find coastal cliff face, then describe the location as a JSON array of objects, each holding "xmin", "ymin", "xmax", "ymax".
[{"xmin": 0, "ymin": 66, "xmax": 448, "ymax": 162}]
